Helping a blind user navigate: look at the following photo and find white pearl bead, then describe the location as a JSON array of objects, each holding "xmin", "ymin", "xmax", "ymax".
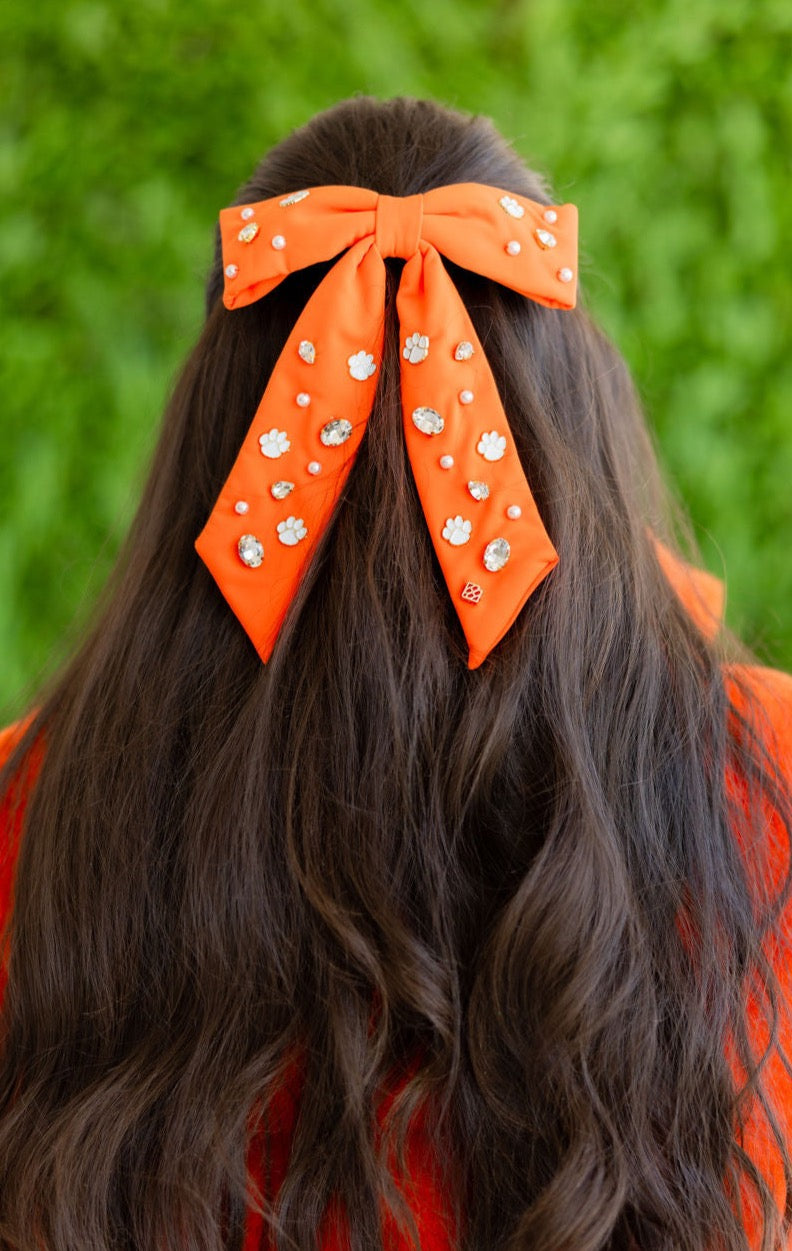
[
  {"xmin": 271, "ymin": 234, "xmax": 286, "ymax": 250},
  {"xmin": 439, "ymin": 454, "xmax": 454, "ymax": 469},
  {"xmin": 543, "ymin": 209, "xmax": 558, "ymax": 224},
  {"xmin": 505, "ymin": 240, "xmax": 521, "ymax": 256},
  {"xmin": 558, "ymin": 267, "xmax": 574, "ymax": 283},
  {"xmin": 241, "ymin": 207, "xmax": 255, "ymax": 220},
  {"xmin": 225, "ymin": 264, "xmax": 238, "ymax": 279},
  {"xmin": 506, "ymin": 505, "xmax": 522, "ymax": 520},
  {"xmin": 307, "ymin": 460, "xmax": 322, "ymax": 475},
  {"xmin": 459, "ymin": 390, "xmax": 474, "ymax": 405},
  {"xmin": 234, "ymin": 500, "xmax": 250, "ymax": 515},
  {"xmin": 296, "ymin": 392, "xmax": 311, "ymax": 407}
]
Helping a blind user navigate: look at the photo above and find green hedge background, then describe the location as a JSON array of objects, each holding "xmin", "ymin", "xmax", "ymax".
[{"xmin": 1, "ymin": 0, "xmax": 790, "ymax": 721}]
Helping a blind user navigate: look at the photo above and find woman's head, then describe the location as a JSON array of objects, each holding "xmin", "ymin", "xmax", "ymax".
[
  {"xmin": 0, "ymin": 95, "xmax": 789, "ymax": 1251},
  {"xmin": 170, "ymin": 94, "xmax": 672, "ymax": 693}
]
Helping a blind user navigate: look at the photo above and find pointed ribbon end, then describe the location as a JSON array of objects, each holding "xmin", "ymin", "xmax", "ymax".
[{"xmin": 466, "ymin": 648, "xmax": 487, "ymax": 670}]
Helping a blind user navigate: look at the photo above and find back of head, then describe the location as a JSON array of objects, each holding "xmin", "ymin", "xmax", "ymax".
[{"xmin": 0, "ymin": 95, "xmax": 788, "ymax": 1251}]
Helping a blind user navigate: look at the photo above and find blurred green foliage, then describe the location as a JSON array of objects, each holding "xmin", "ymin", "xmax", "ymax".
[{"xmin": 0, "ymin": 0, "xmax": 790, "ymax": 720}]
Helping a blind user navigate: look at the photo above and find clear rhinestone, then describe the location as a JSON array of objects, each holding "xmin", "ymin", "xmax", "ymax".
[
  {"xmin": 271, "ymin": 234, "xmax": 286, "ymax": 250},
  {"xmin": 534, "ymin": 228, "xmax": 557, "ymax": 249},
  {"xmin": 320, "ymin": 418, "xmax": 353, "ymax": 446},
  {"xmin": 238, "ymin": 223, "xmax": 259, "ymax": 244},
  {"xmin": 270, "ymin": 480, "xmax": 295, "ymax": 500},
  {"xmin": 454, "ymin": 341, "xmax": 474, "ymax": 361},
  {"xmin": 459, "ymin": 389, "xmax": 474, "ymax": 405},
  {"xmin": 544, "ymin": 209, "xmax": 558, "ymax": 224},
  {"xmin": 296, "ymin": 392, "xmax": 311, "ymax": 407},
  {"xmin": 499, "ymin": 195, "xmax": 525, "ymax": 219},
  {"xmin": 439, "ymin": 454, "xmax": 454, "ymax": 469},
  {"xmin": 558, "ymin": 267, "xmax": 574, "ymax": 283},
  {"xmin": 411, "ymin": 406, "xmax": 444, "ymax": 436},
  {"xmin": 307, "ymin": 460, "xmax": 322, "ymax": 474},
  {"xmin": 506, "ymin": 504, "xmax": 522, "ymax": 519},
  {"xmin": 298, "ymin": 340, "xmax": 316, "ymax": 364},
  {"xmin": 240, "ymin": 207, "xmax": 255, "ymax": 220},
  {"xmin": 483, "ymin": 538, "xmax": 511, "ymax": 572},
  {"xmin": 506, "ymin": 240, "xmax": 521, "ymax": 256},
  {"xmin": 280, "ymin": 190, "xmax": 310, "ymax": 206},
  {"xmin": 467, "ymin": 480, "xmax": 490, "ymax": 501},
  {"xmin": 237, "ymin": 534, "xmax": 264, "ymax": 568},
  {"xmin": 234, "ymin": 500, "xmax": 249, "ymax": 515},
  {"xmin": 225, "ymin": 263, "xmax": 238, "ymax": 279}
]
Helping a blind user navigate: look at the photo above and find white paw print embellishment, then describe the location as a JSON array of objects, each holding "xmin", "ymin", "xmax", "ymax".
[
  {"xmin": 277, "ymin": 515, "xmax": 308, "ymax": 546},
  {"xmin": 442, "ymin": 515, "xmax": 473, "ymax": 547},
  {"xmin": 499, "ymin": 195, "xmax": 525, "ymax": 219},
  {"xmin": 477, "ymin": 430, "xmax": 507, "ymax": 462},
  {"xmin": 348, "ymin": 350, "xmax": 377, "ymax": 381},
  {"xmin": 403, "ymin": 332, "xmax": 429, "ymax": 364},
  {"xmin": 259, "ymin": 428, "xmax": 291, "ymax": 459}
]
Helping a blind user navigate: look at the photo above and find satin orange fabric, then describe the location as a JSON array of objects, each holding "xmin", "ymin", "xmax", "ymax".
[
  {"xmin": 195, "ymin": 183, "xmax": 578, "ymax": 669},
  {"xmin": 1, "ymin": 549, "xmax": 791, "ymax": 1248}
]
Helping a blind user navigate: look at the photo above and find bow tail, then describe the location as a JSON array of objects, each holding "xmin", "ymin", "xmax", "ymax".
[
  {"xmin": 195, "ymin": 240, "xmax": 385, "ymax": 662},
  {"xmin": 396, "ymin": 245, "xmax": 559, "ymax": 669}
]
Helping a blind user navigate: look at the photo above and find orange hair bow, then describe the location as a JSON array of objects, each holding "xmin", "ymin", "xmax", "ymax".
[{"xmin": 195, "ymin": 183, "xmax": 578, "ymax": 668}]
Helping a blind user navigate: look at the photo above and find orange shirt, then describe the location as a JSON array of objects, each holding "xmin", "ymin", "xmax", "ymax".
[{"xmin": 0, "ymin": 550, "xmax": 791, "ymax": 1250}]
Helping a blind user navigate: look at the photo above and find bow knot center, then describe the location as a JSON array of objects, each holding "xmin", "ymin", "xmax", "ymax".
[{"xmin": 374, "ymin": 193, "xmax": 424, "ymax": 259}]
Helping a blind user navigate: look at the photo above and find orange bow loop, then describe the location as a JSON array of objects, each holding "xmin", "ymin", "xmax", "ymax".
[
  {"xmin": 219, "ymin": 186, "xmax": 379, "ymax": 309},
  {"xmin": 197, "ymin": 183, "xmax": 578, "ymax": 668},
  {"xmin": 420, "ymin": 182, "xmax": 578, "ymax": 310}
]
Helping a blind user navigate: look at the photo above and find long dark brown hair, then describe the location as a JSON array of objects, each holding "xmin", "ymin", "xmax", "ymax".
[{"xmin": 1, "ymin": 94, "xmax": 791, "ymax": 1251}]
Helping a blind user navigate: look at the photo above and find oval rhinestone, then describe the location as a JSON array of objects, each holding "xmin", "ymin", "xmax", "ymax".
[
  {"xmin": 280, "ymin": 190, "xmax": 310, "ymax": 206},
  {"xmin": 320, "ymin": 418, "xmax": 353, "ymax": 446},
  {"xmin": 454, "ymin": 341, "xmax": 474, "ymax": 361},
  {"xmin": 483, "ymin": 537, "xmax": 511, "ymax": 572},
  {"xmin": 534, "ymin": 228, "xmax": 557, "ymax": 249},
  {"xmin": 270, "ymin": 480, "xmax": 295, "ymax": 500},
  {"xmin": 411, "ymin": 406, "xmax": 444, "ymax": 435},
  {"xmin": 298, "ymin": 340, "xmax": 316, "ymax": 364},
  {"xmin": 467, "ymin": 480, "xmax": 490, "ymax": 501},
  {"xmin": 238, "ymin": 223, "xmax": 259, "ymax": 244},
  {"xmin": 237, "ymin": 534, "xmax": 264, "ymax": 568}
]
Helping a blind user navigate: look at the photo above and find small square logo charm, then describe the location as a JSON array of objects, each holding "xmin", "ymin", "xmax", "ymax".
[{"xmin": 461, "ymin": 581, "xmax": 483, "ymax": 604}]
